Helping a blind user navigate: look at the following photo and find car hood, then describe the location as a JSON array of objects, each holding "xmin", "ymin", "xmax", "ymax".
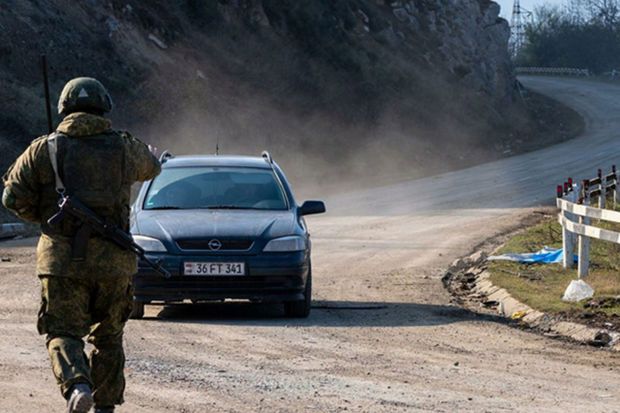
[{"xmin": 132, "ymin": 209, "xmax": 297, "ymax": 242}]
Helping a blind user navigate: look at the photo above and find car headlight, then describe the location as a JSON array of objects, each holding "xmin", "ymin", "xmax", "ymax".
[
  {"xmin": 133, "ymin": 235, "xmax": 167, "ymax": 252},
  {"xmin": 263, "ymin": 236, "xmax": 307, "ymax": 252}
]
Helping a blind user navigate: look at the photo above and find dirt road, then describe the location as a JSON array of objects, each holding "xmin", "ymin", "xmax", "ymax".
[{"xmin": 2, "ymin": 77, "xmax": 620, "ymax": 412}]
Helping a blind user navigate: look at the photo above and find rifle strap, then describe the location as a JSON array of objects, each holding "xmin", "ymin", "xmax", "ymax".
[{"xmin": 47, "ymin": 133, "xmax": 66, "ymax": 194}]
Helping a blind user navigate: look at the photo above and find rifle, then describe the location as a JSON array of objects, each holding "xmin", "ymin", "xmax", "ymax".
[
  {"xmin": 48, "ymin": 196, "xmax": 172, "ymax": 278},
  {"xmin": 41, "ymin": 55, "xmax": 53, "ymax": 134}
]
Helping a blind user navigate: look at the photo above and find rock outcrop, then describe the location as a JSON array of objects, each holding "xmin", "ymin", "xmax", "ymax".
[
  {"xmin": 0, "ymin": 0, "xmax": 523, "ymax": 195},
  {"xmin": 215, "ymin": 0, "xmax": 515, "ymax": 106}
]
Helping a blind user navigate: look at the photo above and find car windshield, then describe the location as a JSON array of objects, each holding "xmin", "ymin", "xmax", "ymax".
[{"xmin": 144, "ymin": 166, "xmax": 288, "ymax": 210}]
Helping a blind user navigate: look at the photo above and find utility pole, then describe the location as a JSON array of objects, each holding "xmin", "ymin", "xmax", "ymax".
[{"xmin": 510, "ymin": 0, "xmax": 531, "ymax": 58}]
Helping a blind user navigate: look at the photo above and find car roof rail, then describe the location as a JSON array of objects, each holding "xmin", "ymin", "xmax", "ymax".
[
  {"xmin": 261, "ymin": 151, "xmax": 273, "ymax": 164},
  {"xmin": 159, "ymin": 150, "xmax": 174, "ymax": 163}
]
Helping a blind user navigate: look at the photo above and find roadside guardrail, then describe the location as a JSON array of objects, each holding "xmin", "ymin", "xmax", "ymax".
[
  {"xmin": 556, "ymin": 166, "xmax": 618, "ymax": 278},
  {"xmin": 516, "ymin": 67, "xmax": 591, "ymax": 77}
]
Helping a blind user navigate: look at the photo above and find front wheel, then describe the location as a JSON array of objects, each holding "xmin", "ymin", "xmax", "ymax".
[{"xmin": 284, "ymin": 272, "xmax": 312, "ymax": 318}]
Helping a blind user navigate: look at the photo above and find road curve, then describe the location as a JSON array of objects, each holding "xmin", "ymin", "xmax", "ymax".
[
  {"xmin": 1, "ymin": 77, "xmax": 620, "ymax": 412},
  {"xmin": 328, "ymin": 77, "xmax": 620, "ymax": 214}
]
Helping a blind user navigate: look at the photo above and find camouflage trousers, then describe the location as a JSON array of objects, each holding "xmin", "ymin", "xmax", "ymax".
[{"xmin": 37, "ymin": 275, "xmax": 133, "ymax": 408}]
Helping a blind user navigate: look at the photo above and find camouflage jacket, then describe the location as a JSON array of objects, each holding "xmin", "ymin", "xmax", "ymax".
[{"xmin": 2, "ymin": 112, "xmax": 161, "ymax": 278}]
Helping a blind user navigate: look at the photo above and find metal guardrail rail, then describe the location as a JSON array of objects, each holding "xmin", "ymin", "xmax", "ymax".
[
  {"xmin": 516, "ymin": 67, "xmax": 591, "ymax": 77},
  {"xmin": 556, "ymin": 166, "xmax": 618, "ymax": 278}
]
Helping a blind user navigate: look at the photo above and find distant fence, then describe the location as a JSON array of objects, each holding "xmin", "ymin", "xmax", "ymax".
[
  {"xmin": 516, "ymin": 67, "xmax": 591, "ymax": 77},
  {"xmin": 556, "ymin": 166, "xmax": 618, "ymax": 278}
]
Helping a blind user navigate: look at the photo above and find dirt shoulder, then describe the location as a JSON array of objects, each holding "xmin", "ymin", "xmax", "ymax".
[{"xmin": 445, "ymin": 210, "xmax": 620, "ymax": 344}]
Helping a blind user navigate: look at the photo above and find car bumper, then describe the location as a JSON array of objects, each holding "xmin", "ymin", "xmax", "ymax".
[{"xmin": 133, "ymin": 252, "xmax": 309, "ymax": 303}]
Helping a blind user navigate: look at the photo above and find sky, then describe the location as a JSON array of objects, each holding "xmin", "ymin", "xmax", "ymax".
[{"xmin": 495, "ymin": 0, "xmax": 565, "ymax": 18}]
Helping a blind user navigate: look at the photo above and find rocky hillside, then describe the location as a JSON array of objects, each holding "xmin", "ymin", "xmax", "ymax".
[{"xmin": 1, "ymin": 0, "xmax": 537, "ymax": 202}]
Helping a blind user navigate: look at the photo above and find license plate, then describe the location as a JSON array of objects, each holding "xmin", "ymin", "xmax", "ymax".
[{"xmin": 183, "ymin": 262, "xmax": 246, "ymax": 276}]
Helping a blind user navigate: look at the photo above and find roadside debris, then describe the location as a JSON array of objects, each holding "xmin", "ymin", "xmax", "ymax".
[
  {"xmin": 562, "ymin": 280, "xmax": 594, "ymax": 303},
  {"xmin": 511, "ymin": 310, "xmax": 528, "ymax": 320},
  {"xmin": 488, "ymin": 247, "xmax": 564, "ymax": 264},
  {"xmin": 589, "ymin": 331, "xmax": 613, "ymax": 347}
]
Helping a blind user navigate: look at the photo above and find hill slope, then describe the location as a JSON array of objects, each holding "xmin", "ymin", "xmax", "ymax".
[{"xmin": 0, "ymin": 1, "xmax": 552, "ymax": 198}]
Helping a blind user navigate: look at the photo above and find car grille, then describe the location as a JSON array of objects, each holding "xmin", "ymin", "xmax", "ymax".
[{"xmin": 176, "ymin": 239, "xmax": 254, "ymax": 251}]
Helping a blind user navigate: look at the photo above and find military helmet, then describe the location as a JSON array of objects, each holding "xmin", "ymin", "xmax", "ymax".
[{"xmin": 57, "ymin": 77, "xmax": 113, "ymax": 115}]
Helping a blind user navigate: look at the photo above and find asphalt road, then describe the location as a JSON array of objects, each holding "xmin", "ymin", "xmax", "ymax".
[
  {"xmin": 328, "ymin": 76, "xmax": 620, "ymax": 214},
  {"xmin": 1, "ymin": 77, "xmax": 620, "ymax": 412}
]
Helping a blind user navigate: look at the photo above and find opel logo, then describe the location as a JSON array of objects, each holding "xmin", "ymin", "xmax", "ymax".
[{"xmin": 208, "ymin": 239, "xmax": 222, "ymax": 251}]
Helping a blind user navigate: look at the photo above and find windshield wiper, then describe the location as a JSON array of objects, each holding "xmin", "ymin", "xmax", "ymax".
[{"xmin": 205, "ymin": 205, "xmax": 262, "ymax": 210}]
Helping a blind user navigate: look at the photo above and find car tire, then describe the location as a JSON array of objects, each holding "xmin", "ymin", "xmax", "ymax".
[
  {"xmin": 129, "ymin": 301, "xmax": 145, "ymax": 320},
  {"xmin": 284, "ymin": 272, "xmax": 312, "ymax": 318}
]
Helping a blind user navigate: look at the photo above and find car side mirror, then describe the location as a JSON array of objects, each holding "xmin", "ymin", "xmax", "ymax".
[{"xmin": 299, "ymin": 200, "xmax": 326, "ymax": 216}]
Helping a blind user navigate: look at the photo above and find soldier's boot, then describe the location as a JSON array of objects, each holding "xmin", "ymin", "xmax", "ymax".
[
  {"xmin": 94, "ymin": 407, "xmax": 115, "ymax": 413},
  {"xmin": 66, "ymin": 383, "xmax": 94, "ymax": 413}
]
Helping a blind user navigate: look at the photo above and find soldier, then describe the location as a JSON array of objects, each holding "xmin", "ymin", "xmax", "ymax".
[{"xmin": 2, "ymin": 77, "xmax": 161, "ymax": 413}]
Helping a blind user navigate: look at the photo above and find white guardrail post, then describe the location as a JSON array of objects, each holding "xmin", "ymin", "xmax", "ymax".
[
  {"xmin": 580, "ymin": 180, "xmax": 591, "ymax": 279},
  {"xmin": 562, "ymin": 207, "xmax": 574, "ymax": 269},
  {"xmin": 577, "ymin": 213, "xmax": 590, "ymax": 278},
  {"xmin": 557, "ymin": 167, "xmax": 620, "ymax": 279},
  {"xmin": 598, "ymin": 169, "xmax": 606, "ymax": 209},
  {"xmin": 560, "ymin": 182, "xmax": 576, "ymax": 269},
  {"xmin": 613, "ymin": 165, "xmax": 618, "ymax": 209}
]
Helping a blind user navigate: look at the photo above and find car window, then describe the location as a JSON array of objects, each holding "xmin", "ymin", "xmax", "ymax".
[{"xmin": 144, "ymin": 166, "xmax": 288, "ymax": 210}]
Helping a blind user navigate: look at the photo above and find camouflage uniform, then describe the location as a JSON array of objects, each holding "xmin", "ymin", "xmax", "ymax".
[{"xmin": 2, "ymin": 111, "xmax": 160, "ymax": 408}]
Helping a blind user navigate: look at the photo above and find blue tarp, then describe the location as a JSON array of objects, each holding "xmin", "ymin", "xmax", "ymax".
[{"xmin": 488, "ymin": 247, "xmax": 566, "ymax": 264}]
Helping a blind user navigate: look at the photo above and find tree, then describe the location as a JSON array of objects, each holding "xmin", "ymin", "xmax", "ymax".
[
  {"xmin": 517, "ymin": 1, "xmax": 620, "ymax": 73},
  {"xmin": 575, "ymin": 0, "xmax": 620, "ymax": 28}
]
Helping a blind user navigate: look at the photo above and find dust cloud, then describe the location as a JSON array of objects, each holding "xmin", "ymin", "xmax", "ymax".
[
  {"xmin": 119, "ymin": 59, "xmax": 496, "ymax": 203},
  {"xmin": 135, "ymin": 106, "xmax": 472, "ymax": 201}
]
